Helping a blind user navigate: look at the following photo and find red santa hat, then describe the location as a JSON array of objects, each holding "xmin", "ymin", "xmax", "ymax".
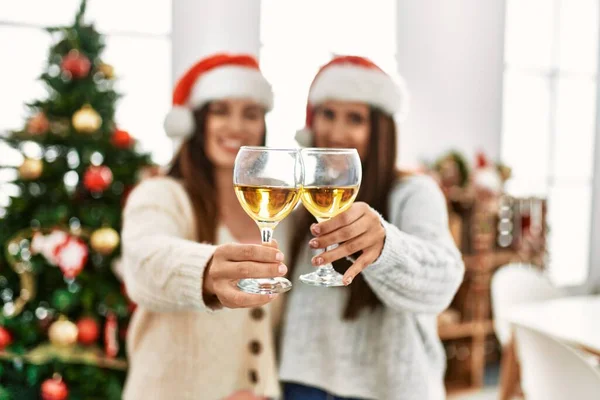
[
  {"xmin": 164, "ymin": 53, "xmax": 273, "ymax": 138},
  {"xmin": 295, "ymin": 55, "xmax": 409, "ymax": 146}
]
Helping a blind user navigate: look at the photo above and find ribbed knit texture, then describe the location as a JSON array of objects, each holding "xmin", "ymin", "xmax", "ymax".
[
  {"xmin": 279, "ymin": 175, "xmax": 465, "ymax": 400},
  {"xmin": 121, "ymin": 177, "xmax": 285, "ymax": 400}
]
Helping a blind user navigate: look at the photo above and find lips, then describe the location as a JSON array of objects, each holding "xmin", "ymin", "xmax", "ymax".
[{"xmin": 219, "ymin": 137, "xmax": 243, "ymax": 154}]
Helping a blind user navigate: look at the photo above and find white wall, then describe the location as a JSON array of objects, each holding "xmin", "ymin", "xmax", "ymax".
[
  {"xmin": 396, "ymin": 0, "xmax": 506, "ymax": 168},
  {"xmin": 169, "ymin": 0, "xmax": 507, "ymax": 169},
  {"xmin": 171, "ymin": 0, "xmax": 261, "ymax": 83}
]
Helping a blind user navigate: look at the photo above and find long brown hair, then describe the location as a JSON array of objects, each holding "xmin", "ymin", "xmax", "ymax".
[
  {"xmin": 167, "ymin": 104, "xmax": 266, "ymax": 243},
  {"xmin": 289, "ymin": 108, "xmax": 400, "ymax": 320}
]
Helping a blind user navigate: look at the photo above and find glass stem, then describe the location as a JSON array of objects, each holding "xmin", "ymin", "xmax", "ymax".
[{"xmin": 260, "ymin": 227, "xmax": 274, "ymax": 244}]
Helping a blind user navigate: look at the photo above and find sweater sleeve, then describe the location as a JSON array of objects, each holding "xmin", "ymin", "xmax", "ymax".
[
  {"xmin": 361, "ymin": 176, "xmax": 465, "ymax": 314},
  {"xmin": 121, "ymin": 177, "xmax": 218, "ymax": 313}
]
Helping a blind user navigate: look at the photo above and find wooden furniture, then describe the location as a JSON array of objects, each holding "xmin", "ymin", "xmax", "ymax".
[{"xmin": 438, "ymin": 190, "xmax": 547, "ymax": 394}]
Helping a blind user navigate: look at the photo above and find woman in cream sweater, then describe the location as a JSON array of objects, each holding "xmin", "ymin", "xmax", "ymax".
[{"xmin": 120, "ymin": 53, "xmax": 287, "ymax": 400}]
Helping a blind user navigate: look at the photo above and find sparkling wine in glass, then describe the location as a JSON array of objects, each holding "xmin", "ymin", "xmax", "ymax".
[
  {"xmin": 299, "ymin": 148, "xmax": 362, "ymax": 287},
  {"xmin": 233, "ymin": 146, "xmax": 303, "ymax": 294}
]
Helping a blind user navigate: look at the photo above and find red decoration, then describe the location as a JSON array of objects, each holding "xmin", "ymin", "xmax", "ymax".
[
  {"xmin": 41, "ymin": 376, "xmax": 68, "ymax": 400},
  {"xmin": 0, "ymin": 327, "xmax": 12, "ymax": 350},
  {"xmin": 31, "ymin": 229, "xmax": 69, "ymax": 266},
  {"xmin": 83, "ymin": 165, "xmax": 113, "ymax": 192},
  {"xmin": 104, "ymin": 312, "xmax": 119, "ymax": 358},
  {"xmin": 475, "ymin": 151, "xmax": 489, "ymax": 168},
  {"xmin": 54, "ymin": 237, "xmax": 88, "ymax": 279},
  {"xmin": 27, "ymin": 112, "xmax": 49, "ymax": 135},
  {"xmin": 77, "ymin": 317, "xmax": 99, "ymax": 345},
  {"xmin": 111, "ymin": 129, "xmax": 134, "ymax": 149},
  {"xmin": 61, "ymin": 50, "xmax": 91, "ymax": 79}
]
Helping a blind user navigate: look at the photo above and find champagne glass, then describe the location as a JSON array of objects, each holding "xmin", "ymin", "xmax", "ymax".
[
  {"xmin": 233, "ymin": 146, "xmax": 303, "ymax": 294},
  {"xmin": 299, "ymin": 148, "xmax": 362, "ymax": 286}
]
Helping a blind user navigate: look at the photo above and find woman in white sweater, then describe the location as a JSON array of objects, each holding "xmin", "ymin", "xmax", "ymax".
[
  {"xmin": 280, "ymin": 56, "xmax": 465, "ymax": 400},
  {"xmin": 120, "ymin": 53, "xmax": 287, "ymax": 400}
]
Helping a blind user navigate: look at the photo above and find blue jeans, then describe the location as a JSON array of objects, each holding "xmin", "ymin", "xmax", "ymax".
[{"xmin": 283, "ymin": 382, "xmax": 365, "ymax": 400}]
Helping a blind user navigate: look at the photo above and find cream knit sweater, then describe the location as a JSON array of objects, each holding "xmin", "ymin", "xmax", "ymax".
[{"xmin": 120, "ymin": 177, "xmax": 286, "ymax": 400}]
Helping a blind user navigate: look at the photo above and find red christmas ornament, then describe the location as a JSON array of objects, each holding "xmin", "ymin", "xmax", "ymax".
[
  {"xmin": 41, "ymin": 375, "xmax": 68, "ymax": 400},
  {"xmin": 77, "ymin": 317, "xmax": 99, "ymax": 345},
  {"xmin": 27, "ymin": 112, "xmax": 50, "ymax": 135},
  {"xmin": 111, "ymin": 129, "xmax": 134, "ymax": 149},
  {"xmin": 53, "ymin": 236, "xmax": 88, "ymax": 279},
  {"xmin": 0, "ymin": 327, "xmax": 12, "ymax": 350},
  {"xmin": 61, "ymin": 50, "xmax": 91, "ymax": 79},
  {"xmin": 104, "ymin": 312, "xmax": 119, "ymax": 358},
  {"xmin": 83, "ymin": 165, "xmax": 113, "ymax": 192}
]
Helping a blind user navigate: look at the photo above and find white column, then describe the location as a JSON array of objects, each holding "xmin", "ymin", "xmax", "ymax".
[
  {"xmin": 171, "ymin": 0, "xmax": 262, "ymax": 84},
  {"xmin": 396, "ymin": 0, "xmax": 506, "ymax": 167}
]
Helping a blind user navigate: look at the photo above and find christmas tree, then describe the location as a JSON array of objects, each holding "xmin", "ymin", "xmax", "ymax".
[{"xmin": 0, "ymin": 1, "xmax": 154, "ymax": 398}]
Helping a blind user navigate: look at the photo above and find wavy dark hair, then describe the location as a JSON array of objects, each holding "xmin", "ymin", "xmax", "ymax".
[
  {"xmin": 167, "ymin": 104, "xmax": 266, "ymax": 243},
  {"xmin": 289, "ymin": 107, "xmax": 402, "ymax": 320}
]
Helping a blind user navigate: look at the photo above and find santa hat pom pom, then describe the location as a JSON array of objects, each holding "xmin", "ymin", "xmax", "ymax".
[
  {"xmin": 164, "ymin": 106, "xmax": 195, "ymax": 138},
  {"xmin": 295, "ymin": 127, "xmax": 313, "ymax": 147}
]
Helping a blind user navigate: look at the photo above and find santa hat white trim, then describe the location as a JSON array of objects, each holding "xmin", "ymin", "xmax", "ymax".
[
  {"xmin": 164, "ymin": 65, "xmax": 273, "ymax": 139},
  {"xmin": 188, "ymin": 66, "xmax": 273, "ymax": 111},
  {"xmin": 308, "ymin": 64, "xmax": 409, "ymax": 119}
]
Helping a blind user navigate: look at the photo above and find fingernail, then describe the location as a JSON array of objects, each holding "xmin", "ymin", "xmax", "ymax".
[
  {"xmin": 275, "ymin": 252, "xmax": 284, "ymax": 261},
  {"xmin": 312, "ymin": 257, "xmax": 323, "ymax": 266},
  {"xmin": 268, "ymin": 293, "xmax": 278, "ymax": 299},
  {"xmin": 309, "ymin": 239, "xmax": 319, "ymax": 248},
  {"xmin": 311, "ymin": 224, "xmax": 320, "ymax": 235},
  {"xmin": 278, "ymin": 264, "xmax": 287, "ymax": 275},
  {"xmin": 345, "ymin": 277, "xmax": 353, "ymax": 285}
]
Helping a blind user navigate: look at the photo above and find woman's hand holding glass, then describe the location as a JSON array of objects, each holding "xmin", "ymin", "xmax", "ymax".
[
  {"xmin": 202, "ymin": 242, "xmax": 287, "ymax": 308},
  {"xmin": 307, "ymin": 201, "xmax": 386, "ymax": 285}
]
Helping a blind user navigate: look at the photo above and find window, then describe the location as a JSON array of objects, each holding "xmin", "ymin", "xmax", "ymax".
[
  {"xmin": 501, "ymin": 0, "xmax": 599, "ymax": 286},
  {"xmin": 259, "ymin": 0, "xmax": 398, "ymax": 147},
  {"xmin": 0, "ymin": 0, "xmax": 172, "ymax": 165}
]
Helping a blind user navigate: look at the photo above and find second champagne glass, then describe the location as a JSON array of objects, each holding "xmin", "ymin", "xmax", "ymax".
[
  {"xmin": 233, "ymin": 146, "xmax": 303, "ymax": 294},
  {"xmin": 299, "ymin": 148, "xmax": 362, "ymax": 287}
]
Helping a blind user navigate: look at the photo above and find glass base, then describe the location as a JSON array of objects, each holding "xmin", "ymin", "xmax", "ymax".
[
  {"xmin": 237, "ymin": 277, "xmax": 292, "ymax": 295},
  {"xmin": 299, "ymin": 266, "xmax": 345, "ymax": 287}
]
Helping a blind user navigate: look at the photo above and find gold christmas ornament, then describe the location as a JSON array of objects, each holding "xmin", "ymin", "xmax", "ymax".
[
  {"xmin": 19, "ymin": 158, "xmax": 43, "ymax": 180},
  {"xmin": 72, "ymin": 104, "xmax": 102, "ymax": 134},
  {"xmin": 98, "ymin": 62, "xmax": 114, "ymax": 79},
  {"xmin": 49, "ymin": 318, "xmax": 78, "ymax": 347},
  {"xmin": 90, "ymin": 227, "xmax": 120, "ymax": 255}
]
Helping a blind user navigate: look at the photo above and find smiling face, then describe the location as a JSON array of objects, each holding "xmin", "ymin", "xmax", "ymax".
[
  {"xmin": 204, "ymin": 98, "xmax": 266, "ymax": 169},
  {"xmin": 311, "ymin": 100, "xmax": 371, "ymax": 160}
]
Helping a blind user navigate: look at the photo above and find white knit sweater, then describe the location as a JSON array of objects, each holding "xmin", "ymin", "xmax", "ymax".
[
  {"xmin": 278, "ymin": 175, "xmax": 465, "ymax": 400},
  {"xmin": 120, "ymin": 177, "xmax": 288, "ymax": 400}
]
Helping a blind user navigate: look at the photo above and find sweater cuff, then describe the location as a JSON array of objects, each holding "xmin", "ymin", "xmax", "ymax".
[
  {"xmin": 362, "ymin": 213, "xmax": 408, "ymax": 280},
  {"xmin": 172, "ymin": 243, "xmax": 220, "ymax": 312}
]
